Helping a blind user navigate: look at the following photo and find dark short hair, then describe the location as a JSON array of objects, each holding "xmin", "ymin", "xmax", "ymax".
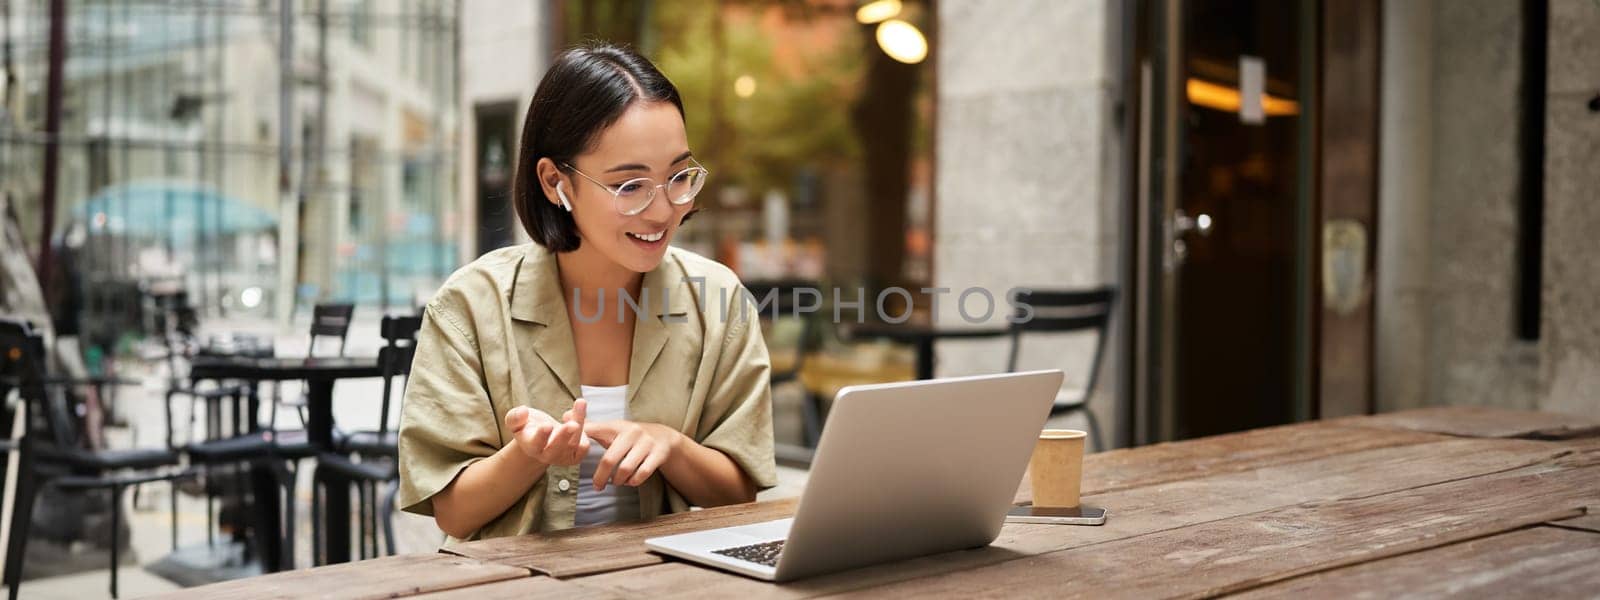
[{"xmin": 511, "ymin": 43, "xmax": 686, "ymax": 252}]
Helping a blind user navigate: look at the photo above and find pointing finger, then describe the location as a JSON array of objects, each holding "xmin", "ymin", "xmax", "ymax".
[{"xmin": 584, "ymin": 421, "xmax": 618, "ymax": 447}]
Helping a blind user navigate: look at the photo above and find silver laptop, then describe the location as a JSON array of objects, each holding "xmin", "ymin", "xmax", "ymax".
[{"xmin": 645, "ymin": 370, "xmax": 1064, "ymax": 582}]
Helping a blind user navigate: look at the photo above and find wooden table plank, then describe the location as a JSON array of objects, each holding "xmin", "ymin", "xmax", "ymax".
[
  {"xmin": 1338, "ymin": 406, "xmax": 1600, "ymax": 440},
  {"xmin": 817, "ymin": 451, "xmax": 1600, "ymax": 599},
  {"xmin": 1223, "ymin": 526, "xmax": 1600, "ymax": 599},
  {"xmin": 144, "ymin": 553, "xmax": 531, "ymax": 600},
  {"xmin": 1547, "ymin": 507, "xmax": 1600, "ymax": 533},
  {"xmin": 406, "ymin": 575, "xmax": 624, "ymax": 600},
  {"xmin": 1015, "ymin": 423, "xmax": 1446, "ymax": 504},
  {"xmin": 567, "ymin": 437, "xmax": 1574, "ymax": 598},
  {"xmin": 1560, "ymin": 434, "xmax": 1600, "ymax": 453},
  {"xmin": 443, "ymin": 498, "xmax": 797, "ymax": 577}
]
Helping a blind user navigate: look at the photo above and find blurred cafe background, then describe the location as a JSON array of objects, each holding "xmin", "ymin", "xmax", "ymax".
[{"xmin": 0, "ymin": 0, "xmax": 1597, "ymax": 595}]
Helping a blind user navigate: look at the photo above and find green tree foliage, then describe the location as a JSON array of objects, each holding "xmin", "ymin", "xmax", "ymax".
[{"xmin": 636, "ymin": 1, "xmax": 864, "ymax": 195}]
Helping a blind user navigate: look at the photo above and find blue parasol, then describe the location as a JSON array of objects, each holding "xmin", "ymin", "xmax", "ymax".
[{"xmin": 66, "ymin": 181, "xmax": 277, "ymax": 240}]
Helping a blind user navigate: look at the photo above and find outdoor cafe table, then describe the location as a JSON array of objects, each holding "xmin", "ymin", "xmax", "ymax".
[
  {"xmin": 187, "ymin": 355, "xmax": 383, "ymax": 570},
  {"xmin": 156, "ymin": 406, "xmax": 1600, "ymax": 598}
]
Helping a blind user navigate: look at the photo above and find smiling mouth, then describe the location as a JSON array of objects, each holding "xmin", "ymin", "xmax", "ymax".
[{"xmin": 627, "ymin": 230, "xmax": 665, "ymax": 243}]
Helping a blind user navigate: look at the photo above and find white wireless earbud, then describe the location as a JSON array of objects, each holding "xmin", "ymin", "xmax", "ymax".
[{"xmin": 555, "ymin": 181, "xmax": 573, "ymax": 212}]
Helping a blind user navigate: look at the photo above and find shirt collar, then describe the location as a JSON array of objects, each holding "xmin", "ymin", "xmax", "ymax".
[
  {"xmin": 508, "ymin": 243, "xmax": 692, "ymax": 403},
  {"xmin": 509, "ymin": 243, "xmax": 690, "ymax": 324}
]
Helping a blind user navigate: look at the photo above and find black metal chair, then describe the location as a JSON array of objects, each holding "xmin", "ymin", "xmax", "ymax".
[
  {"xmin": 312, "ymin": 313, "xmax": 420, "ymax": 562},
  {"xmin": 144, "ymin": 302, "xmax": 295, "ymax": 569},
  {"xmin": 742, "ymin": 280, "xmax": 826, "ymax": 466},
  {"xmin": 307, "ymin": 304, "xmax": 356, "ymax": 356},
  {"xmin": 335, "ymin": 314, "xmax": 419, "ymax": 459},
  {"xmin": 283, "ymin": 303, "xmax": 356, "ymax": 426},
  {"xmin": 177, "ymin": 303, "xmax": 355, "ymax": 569},
  {"xmin": 1005, "ymin": 288, "xmax": 1114, "ymax": 452},
  {"xmin": 158, "ymin": 305, "xmax": 250, "ymax": 450},
  {"xmin": 0, "ymin": 318, "xmax": 194, "ymax": 599},
  {"xmin": 175, "ymin": 399, "xmax": 312, "ymax": 571},
  {"xmin": 157, "ymin": 304, "xmax": 314, "ymax": 570}
]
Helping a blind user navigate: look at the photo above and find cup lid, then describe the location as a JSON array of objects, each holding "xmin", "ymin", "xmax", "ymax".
[{"xmin": 1039, "ymin": 429, "xmax": 1087, "ymax": 440}]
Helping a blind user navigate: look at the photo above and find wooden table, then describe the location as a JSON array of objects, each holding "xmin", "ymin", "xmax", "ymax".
[{"xmin": 154, "ymin": 407, "xmax": 1600, "ymax": 599}]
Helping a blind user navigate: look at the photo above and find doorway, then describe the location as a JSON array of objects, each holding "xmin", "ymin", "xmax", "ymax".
[
  {"xmin": 474, "ymin": 101, "xmax": 519, "ymax": 257},
  {"xmin": 1133, "ymin": 0, "xmax": 1322, "ymax": 443}
]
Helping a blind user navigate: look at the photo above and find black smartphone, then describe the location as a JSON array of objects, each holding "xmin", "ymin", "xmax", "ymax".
[{"xmin": 1004, "ymin": 505, "xmax": 1107, "ymax": 525}]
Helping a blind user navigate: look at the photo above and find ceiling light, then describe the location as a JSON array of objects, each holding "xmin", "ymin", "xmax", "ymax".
[
  {"xmin": 856, "ymin": 0, "xmax": 902, "ymax": 24},
  {"xmin": 875, "ymin": 19, "xmax": 927, "ymax": 64}
]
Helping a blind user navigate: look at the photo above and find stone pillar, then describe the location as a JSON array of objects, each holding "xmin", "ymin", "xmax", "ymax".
[
  {"xmin": 1539, "ymin": 0, "xmax": 1600, "ymax": 418},
  {"xmin": 1421, "ymin": 0, "xmax": 1541, "ymax": 410},
  {"xmin": 1375, "ymin": 0, "xmax": 1433, "ymax": 413},
  {"xmin": 933, "ymin": 1, "xmax": 1118, "ymax": 429}
]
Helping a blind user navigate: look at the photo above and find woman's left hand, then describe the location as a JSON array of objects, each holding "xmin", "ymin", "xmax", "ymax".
[{"xmin": 584, "ymin": 421, "xmax": 684, "ymax": 490}]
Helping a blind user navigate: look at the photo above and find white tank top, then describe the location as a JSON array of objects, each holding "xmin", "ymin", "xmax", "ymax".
[{"xmin": 575, "ymin": 385, "xmax": 641, "ymax": 527}]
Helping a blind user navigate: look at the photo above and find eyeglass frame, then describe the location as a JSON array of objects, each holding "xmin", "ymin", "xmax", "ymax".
[{"xmin": 558, "ymin": 159, "xmax": 709, "ymax": 216}]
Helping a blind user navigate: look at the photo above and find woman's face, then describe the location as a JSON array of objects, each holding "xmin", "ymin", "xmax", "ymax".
[{"xmin": 550, "ymin": 101, "xmax": 695, "ymax": 274}]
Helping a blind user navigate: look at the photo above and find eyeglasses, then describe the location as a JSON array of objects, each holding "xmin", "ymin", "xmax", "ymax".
[{"xmin": 560, "ymin": 160, "xmax": 709, "ymax": 216}]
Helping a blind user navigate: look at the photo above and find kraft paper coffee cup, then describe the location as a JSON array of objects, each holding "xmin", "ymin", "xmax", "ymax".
[{"xmin": 1029, "ymin": 429, "xmax": 1086, "ymax": 508}]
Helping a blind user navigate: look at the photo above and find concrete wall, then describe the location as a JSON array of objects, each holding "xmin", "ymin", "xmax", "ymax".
[
  {"xmin": 1424, "ymin": 0, "xmax": 1542, "ymax": 410},
  {"xmin": 933, "ymin": 1, "xmax": 1121, "ymax": 437},
  {"xmin": 1539, "ymin": 0, "xmax": 1600, "ymax": 417},
  {"xmin": 1377, "ymin": 0, "xmax": 1600, "ymax": 419}
]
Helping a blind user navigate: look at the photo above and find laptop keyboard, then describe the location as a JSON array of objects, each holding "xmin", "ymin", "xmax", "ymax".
[{"xmin": 711, "ymin": 539, "xmax": 785, "ymax": 567}]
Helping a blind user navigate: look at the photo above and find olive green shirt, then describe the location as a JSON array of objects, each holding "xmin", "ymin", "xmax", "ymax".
[{"xmin": 397, "ymin": 243, "xmax": 778, "ymax": 542}]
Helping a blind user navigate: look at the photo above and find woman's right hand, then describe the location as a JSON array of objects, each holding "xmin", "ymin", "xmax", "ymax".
[{"xmin": 504, "ymin": 399, "xmax": 589, "ymax": 466}]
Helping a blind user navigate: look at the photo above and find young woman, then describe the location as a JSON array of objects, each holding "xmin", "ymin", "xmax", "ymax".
[{"xmin": 397, "ymin": 44, "xmax": 776, "ymax": 541}]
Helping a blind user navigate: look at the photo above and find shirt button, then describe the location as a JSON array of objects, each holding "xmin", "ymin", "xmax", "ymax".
[{"xmin": 557, "ymin": 479, "xmax": 571, "ymax": 492}]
